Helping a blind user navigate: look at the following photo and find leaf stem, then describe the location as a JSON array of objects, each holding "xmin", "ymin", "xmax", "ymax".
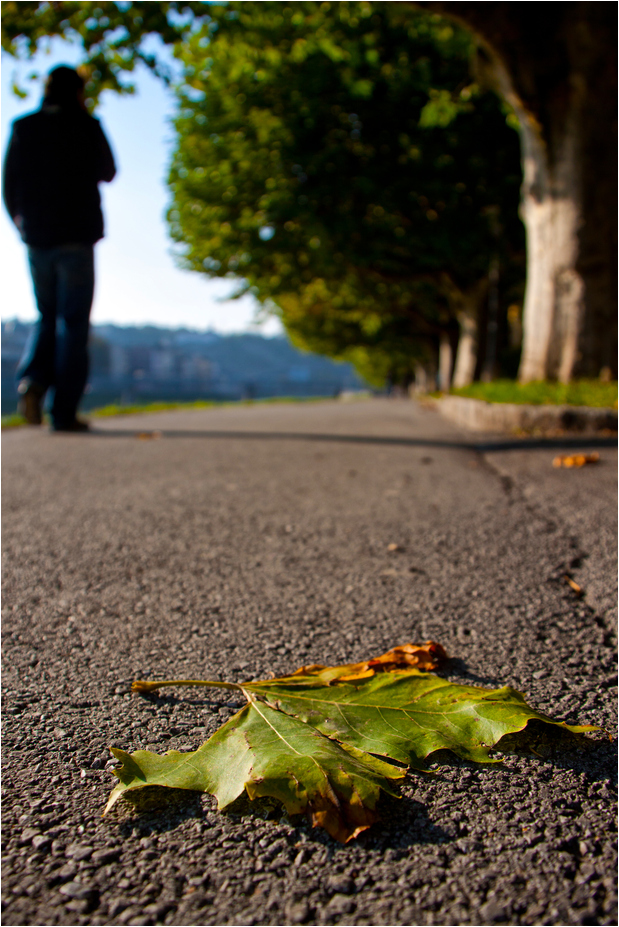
[{"xmin": 132, "ymin": 679, "xmax": 242, "ymax": 694}]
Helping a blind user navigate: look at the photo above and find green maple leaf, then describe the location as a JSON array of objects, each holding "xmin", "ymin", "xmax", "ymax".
[
  {"xmin": 243, "ymin": 671, "xmax": 587, "ymax": 767},
  {"xmin": 104, "ymin": 646, "xmax": 596, "ymax": 843},
  {"xmin": 106, "ymin": 700, "xmax": 405, "ymax": 842}
]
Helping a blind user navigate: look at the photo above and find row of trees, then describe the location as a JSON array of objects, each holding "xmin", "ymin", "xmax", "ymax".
[
  {"xmin": 3, "ymin": 2, "xmax": 615, "ymax": 388},
  {"xmin": 167, "ymin": 1, "xmax": 525, "ymax": 388}
]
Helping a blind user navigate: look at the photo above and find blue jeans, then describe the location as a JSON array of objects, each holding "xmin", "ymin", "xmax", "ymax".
[{"xmin": 18, "ymin": 244, "xmax": 94, "ymax": 427}]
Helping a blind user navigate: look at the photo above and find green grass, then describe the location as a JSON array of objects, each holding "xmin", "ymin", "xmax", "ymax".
[
  {"xmin": 448, "ymin": 379, "xmax": 618, "ymax": 408},
  {"xmin": 1, "ymin": 395, "xmax": 331, "ymax": 429},
  {"xmin": 1, "ymin": 413, "xmax": 30, "ymax": 429},
  {"xmin": 89, "ymin": 399, "xmax": 221, "ymax": 418},
  {"xmin": 89, "ymin": 395, "xmax": 329, "ymax": 417}
]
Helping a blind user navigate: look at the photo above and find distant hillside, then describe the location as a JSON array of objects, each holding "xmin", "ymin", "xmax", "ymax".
[{"xmin": 1, "ymin": 321, "xmax": 368, "ymax": 414}]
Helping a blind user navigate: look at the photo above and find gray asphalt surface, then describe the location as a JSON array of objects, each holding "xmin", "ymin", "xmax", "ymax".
[{"xmin": 2, "ymin": 398, "xmax": 617, "ymax": 927}]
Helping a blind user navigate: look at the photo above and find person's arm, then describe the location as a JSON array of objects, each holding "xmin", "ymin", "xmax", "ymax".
[
  {"xmin": 95, "ymin": 121, "xmax": 117, "ymax": 183},
  {"xmin": 2, "ymin": 127, "xmax": 21, "ymax": 224}
]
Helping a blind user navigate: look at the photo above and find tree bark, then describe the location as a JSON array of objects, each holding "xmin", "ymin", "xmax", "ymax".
[
  {"xmin": 413, "ymin": 361, "xmax": 437, "ymax": 394},
  {"xmin": 444, "ymin": 276, "xmax": 488, "ymax": 388},
  {"xmin": 481, "ymin": 258, "xmax": 500, "ymax": 381},
  {"xmin": 415, "ymin": 3, "xmax": 617, "ymax": 382},
  {"xmin": 438, "ymin": 331, "xmax": 453, "ymax": 391},
  {"xmin": 452, "ymin": 307, "xmax": 477, "ymax": 388},
  {"xmin": 489, "ymin": 31, "xmax": 586, "ymax": 383}
]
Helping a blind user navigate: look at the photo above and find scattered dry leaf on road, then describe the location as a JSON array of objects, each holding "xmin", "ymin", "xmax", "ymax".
[
  {"xmin": 387, "ymin": 542, "xmax": 403, "ymax": 552},
  {"xmin": 553, "ymin": 452, "xmax": 599, "ymax": 468},
  {"xmin": 564, "ymin": 575, "xmax": 584, "ymax": 597},
  {"xmin": 136, "ymin": 431, "xmax": 162, "ymax": 441},
  {"xmin": 108, "ymin": 645, "xmax": 596, "ymax": 842}
]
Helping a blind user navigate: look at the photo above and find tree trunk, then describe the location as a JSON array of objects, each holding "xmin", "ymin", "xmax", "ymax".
[
  {"xmin": 443, "ymin": 276, "xmax": 488, "ymax": 388},
  {"xmin": 415, "ymin": 3, "xmax": 617, "ymax": 382},
  {"xmin": 438, "ymin": 332, "xmax": 453, "ymax": 391},
  {"xmin": 413, "ymin": 362, "xmax": 437, "ymax": 394},
  {"xmin": 452, "ymin": 307, "xmax": 478, "ymax": 388},
  {"xmin": 491, "ymin": 53, "xmax": 586, "ymax": 383},
  {"xmin": 481, "ymin": 258, "xmax": 500, "ymax": 381}
]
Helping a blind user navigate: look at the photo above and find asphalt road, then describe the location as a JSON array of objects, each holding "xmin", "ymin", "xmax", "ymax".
[{"xmin": 2, "ymin": 398, "xmax": 617, "ymax": 927}]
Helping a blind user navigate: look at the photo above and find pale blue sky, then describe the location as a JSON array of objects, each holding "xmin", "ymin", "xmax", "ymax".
[{"xmin": 1, "ymin": 39, "xmax": 283, "ymax": 335}]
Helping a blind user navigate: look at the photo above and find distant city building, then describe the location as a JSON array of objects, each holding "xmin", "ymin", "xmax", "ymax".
[
  {"xmin": 109, "ymin": 344, "xmax": 129, "ymax": 379},
  {"xmin": 1, "ymin": 320, "xmax": 368, "ymax": 415},
  {"xmin": 150, "ymin": 349, "xmax": 176, "ymax": 381}
]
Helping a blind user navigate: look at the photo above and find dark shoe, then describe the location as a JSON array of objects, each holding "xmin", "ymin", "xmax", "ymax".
[
  {"xmin": 17, "ymin": 379, "xmax": 45, "ymax": 425},
  {"xmin": 51, "ymin": 418, "xmax": 90, "ymax": 433}
]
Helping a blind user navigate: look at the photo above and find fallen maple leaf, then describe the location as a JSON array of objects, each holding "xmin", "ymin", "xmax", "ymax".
[{"xmin": 105, "ymin": 645, "xmax": 596, "ymax": 843}]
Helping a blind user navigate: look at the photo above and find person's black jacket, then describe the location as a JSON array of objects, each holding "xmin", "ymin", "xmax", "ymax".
[{"xmin": 2, "ymin": 103, "xmax": 116, "ymax": 247}]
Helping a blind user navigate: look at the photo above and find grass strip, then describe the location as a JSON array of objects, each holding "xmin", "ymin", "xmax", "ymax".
[
  {"xmin": 447, "ymin": 379, "xmax": 617, "ymax": 408},
  {"xmin": 1, "ymin": 395, "xmax": 332, "ymax": 429}
]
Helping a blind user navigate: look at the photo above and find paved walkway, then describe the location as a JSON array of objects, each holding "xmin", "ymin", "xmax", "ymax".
[{"xmin": 2, "ymin": 399, "xmax": 617, "ymax": 925}]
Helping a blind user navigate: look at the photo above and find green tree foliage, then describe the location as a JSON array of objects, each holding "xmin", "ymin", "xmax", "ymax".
[
  {"xmin": 1, "ymin": 1, "xmax": 203, "ymax": 101},
  {"xmin": 273, "ymin": 275, "xmax": 443, "ymax": 387},
  {"xmin": 168, "ymin": 1, "xmax": 525, "ymax": 385}
]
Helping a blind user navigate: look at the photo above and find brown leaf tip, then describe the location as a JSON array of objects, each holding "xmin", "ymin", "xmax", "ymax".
[
  {"xmin": 307, "ymin": 794, "xmax": 380, "ymax": 844},
  {"xmin": 366, "ymin": 640, "xmax": 449, "ymax": 673}
]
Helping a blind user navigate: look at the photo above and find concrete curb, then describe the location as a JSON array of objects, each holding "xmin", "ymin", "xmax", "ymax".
[{"xmin": 434, "ymin": 395, "xmax": 618, "ymax": 433}]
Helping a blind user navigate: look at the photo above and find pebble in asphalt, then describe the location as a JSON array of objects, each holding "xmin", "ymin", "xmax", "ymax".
[{"xmin": 2, "ymin": 399, "xmax": 617, "ymax": 926}]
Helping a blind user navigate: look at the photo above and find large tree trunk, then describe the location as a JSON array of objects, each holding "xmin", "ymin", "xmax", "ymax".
[
  {"xmin": 481, "ymin": 257, "xmax": 500, "ymax": 381},
  {"xmin": 487, "ymin": 32, "xmax": 587, "ymax": 383},
  {"xmin": 417, "ymin": 3, "xmax": 617, "ymax": 382},
  {"xmin": 445, "ymin": 277, "xmax": 488, "ymax": 388},
  {"xmin": 451, "ymin": 308, "xmax": 478, "ymax": 388},
  {"xmin": 438, "ymin": 332, "xmax": 453, "ymax": 391}
]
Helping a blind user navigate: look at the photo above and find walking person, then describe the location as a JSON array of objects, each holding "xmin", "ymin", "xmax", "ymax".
[{"xmin": 3, "ymin": 65, "xmax": 116, "ymax": 431}]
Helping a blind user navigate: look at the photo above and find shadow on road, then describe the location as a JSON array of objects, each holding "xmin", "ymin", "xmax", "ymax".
[
  {"xmin": 440, "ymin": 657, "xmax": 504, "ymax": 688},
  {"xmin": 109, "ymin": 789, "xmax": 451, "ymax": 851},
  {"xmin": 88, "ymin": 427, "xmax": 618, "ymax": 454}
]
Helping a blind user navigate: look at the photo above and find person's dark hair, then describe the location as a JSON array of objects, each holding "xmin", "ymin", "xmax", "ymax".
[{"xmin": 44, "ymin": 66, "xmax": 85, "ymax": 107}]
